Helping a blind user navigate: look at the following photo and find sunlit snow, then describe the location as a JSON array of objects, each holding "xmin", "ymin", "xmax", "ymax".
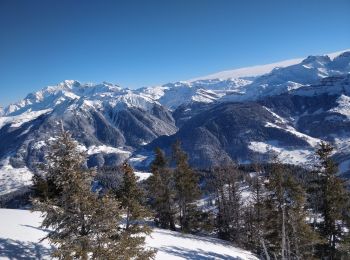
[{"xmin": 0, "ymin": 209, "xmax": 258, "ymax": 260}]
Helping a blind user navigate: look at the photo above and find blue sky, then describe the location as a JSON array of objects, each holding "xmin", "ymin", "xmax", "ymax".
[{"xmin": 0, "ymin": 0, "xmax": 349, "ymax": 106}]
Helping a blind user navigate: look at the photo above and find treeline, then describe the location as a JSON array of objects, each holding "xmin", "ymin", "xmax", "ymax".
[
  {"xmin": 31, "ymin": 130, "xmax": 350, "ymax": 259},
  {"xmin": 146, "ymin": 143, "xmax": 350, "ymax": 259}
]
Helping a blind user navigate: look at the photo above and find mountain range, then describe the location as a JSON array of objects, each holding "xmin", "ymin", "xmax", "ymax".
[{"xmin": 1, "ymin": 49, "xmax": 350, "ymax": 195}]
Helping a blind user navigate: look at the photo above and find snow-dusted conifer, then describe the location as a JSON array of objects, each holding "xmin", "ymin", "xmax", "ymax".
[
  {"xmin": 117, "ymin": 162, "xmax": 152, "ymax": 233},
  {"xmin": 147, "ymin": 147, "xmax": 176, "ymax": 230},
  {"xmin": 33, "ymin": 131, "xmax": 155, "ymax": 259},
  {"xmin": 212, "ymin": 165, "xmax": 242, "ymax": 242},
  {"xmin": 264, "ymin": 157, "xmax": 319, "ymax": 259},
  {"xmin": 172, "ymin": 141, "xmax": 201, "ymax": 233},
  {"xmin": 312, "ymin": 142, "xmax": 349, "ymax": 259}
]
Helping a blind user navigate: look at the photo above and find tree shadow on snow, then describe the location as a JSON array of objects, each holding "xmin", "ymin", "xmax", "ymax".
[
  {"xmin": 158, "ymin": 246, "xmax": 244, "ymax": 260},
  {"xmin": 0, "ymin": 238, "xmax": 52, "ymax": 260}
]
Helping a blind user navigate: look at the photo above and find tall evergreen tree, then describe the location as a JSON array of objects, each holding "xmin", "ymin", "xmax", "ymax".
[
  {"xmin": 147, "ymin": 147, "xmax": 176, "ymax": 230},
  {"xmin": 172, "ymin": 141, "xmax": 201, "ymax": 233},
  {"xmin": 117, "ymin": 162, "xmax": 152, "ymax": 233},
  {"xmin": 243, "ymin": 163, "xmax": 270, "ymax": 259},
  {"xmin": 264, "ymin": 157, "xmax": 319, "ymax": 259},
  {"xmin": 212, "ymin": 165, "xmax": 242, "ymax": 242},
  {"xmin": 33, "ymin": 131, "xmax": 155, "ymax": 259},
  {"xmin": 312, "ymin": 142, "xmax": 349, "ymax": 259}
]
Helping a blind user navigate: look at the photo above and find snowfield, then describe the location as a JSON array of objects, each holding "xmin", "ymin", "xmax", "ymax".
[
  {"xmin": 0, "ymin": 209, "xmax": 258, "ymax": 260},
  {"xmin": 0, "ymin": 158, "xmax": 32, "ymax": 196},
  {"xmin": 0, "ymin": 109, "xmax": 52, "ymax": 129},
  {"xmin": 248, "ymin": 141, "xmax": 315, "ymax": 166}
]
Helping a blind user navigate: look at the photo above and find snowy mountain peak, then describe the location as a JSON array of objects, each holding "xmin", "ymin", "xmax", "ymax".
[
  {"xmin": 190, "ymin": 49, "xmax": 350, "ymax": 82},
  {"xmin": 3, "ymin": 80, "xmax": 159, "ymax": 117},
  {"xmin": 301, "ymin": 55, "xmax": 331, "ymax": 67},
  {"xmin": 3, "ymin": 49, "xmax": 350, "ymax": 115},
  {"xmin": 335, "ymin": 51, "xmax": 350, "ymax": 59},
  {"xmin": 58, "ymin": 79, "xmax": 79, "ymax": 88}
]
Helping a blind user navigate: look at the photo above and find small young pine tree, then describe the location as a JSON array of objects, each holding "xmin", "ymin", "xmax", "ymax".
[
  {"xmin": 147, "ymin": 147, "xmax": 176, "ymax": 230},
  {"xmin": 172, "ymin": 141, "xmax": 201, "ymax": 233}
]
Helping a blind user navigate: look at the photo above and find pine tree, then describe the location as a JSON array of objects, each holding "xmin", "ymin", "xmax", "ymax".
[
  {"xmin": 312, "ymin": 142, "xmax": 349, "ymax": 259},
  {"xmin": 32, "ymin": 141, "xmax": 66, "ymax": 201},
  {"xmin": 264, "ymin": 157, "xmax": 319, "ymax": 259},
  {"xmin": 243, "ymin": 162, "xmax": 270, "ymax": 259},
  {"xmin": 147, "ymin": 147, "xmax": 176, "ymax": 230},
  {"xmin": 116, "ymin": 162, "xmax": 152, "ymax": 233},
  {"xmin": 172, "ymin": 141, "xmax": 201, "ymax": 233},
  {"xmin": 212, "ymin": 165, "xmax": 242, "ymax": 242},
  {"xmin": 33, "ymin": 131, "xmax": 155, "ymax": 259}
]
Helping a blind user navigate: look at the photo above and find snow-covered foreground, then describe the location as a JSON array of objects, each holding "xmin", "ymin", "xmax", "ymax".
[{"xmin": 0, "ymin": 209, "xmax": 258, "ymax": 260}]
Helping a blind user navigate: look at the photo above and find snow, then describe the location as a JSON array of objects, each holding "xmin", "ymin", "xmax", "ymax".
[
  {"xmin": 134, "ymin": 171, "xmax": 152, "ymax": 181},
  {"xmin": 129, "ymin": 151, "xmax": 155, "ymax": 168},
  {"xmin": 3, "ymin": 81, "xmax": 159, "ymax": 118},
  {"xmin": 248, "ymin": 141, "xmax": 315, "ymax": 166},
  {"xmin": 0, "ymin": 209, "xmax": 52, "ymax": 260},
  {"xmin": 330, "ymin": 94, "xmax": 350, "ymax": 119},
  {"xmin": 33, "ymin": 140, "xmax": 47, "ymax": 150},
  {"xmin": 264, "ymin": 122, "xmax": 321, "ymax": 147},
  {"xmin": 0, "ymin": 209, "xmax": 258, "ymax": 260},
  {"xmin": 0, "ymin": 158, "xmax": 33, "ymax": 196},
  {"xmin": 62, "ymin": 91, "xmax": 80, "ymax": 100},
  {"xmin": 334, "ymin": 137, "xmax": 350, "ymax": 153},
  {"xmin": 190, "ymin": 58, "xmax": 303, "ymax": 81},
  {"xmin": 190, "ymin": 49, "xmax": 350, "ymax": 82},
  {"xmin": 0, "ymin": 109, "xmax": 52, "ymax": 129},
  {"xmin": 0, "ymin": 50, "xmax": 349, "ymax": 197},
  {"xmin": 2, "ymin": 50, "xmax": 349, "ymax": 115},
  {"xmin": 86, "ymin": 145, "xmax": 132, "ymax": 156},
  {"xmin": 138, "ymin": 79, "xmax": 251, "ymax": 109},
  {"xmin": 146, "ymin": 229, "xmax": 258, "ymax": 260},
  {"xmin": 263, "ymin": 107, "xmax": 287, "ymax": 124},
  {"xmin": 328, "ymin": 49, "xmax": 350, "ymax": 59}
]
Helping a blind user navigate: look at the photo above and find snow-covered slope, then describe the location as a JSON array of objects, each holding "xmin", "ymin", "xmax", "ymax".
[
  {"xmin": 0, "ymin": 81, "xmax": 177, "ymax": 196},
  {"xmin": 0, "ymin": 158, "xmax": 32, "ymax": 196},
  {"xmin": 0, "ymin": 209, "xmax": 258, "ymax": 260},
  {"xmin": 139, "ymin": 49, "xmax": 350, "ymax": 109},
  {"xmin": 3, "ymin": 80, "xmax": 159, "ymax": 117},
  {"xmin": 221, "ymin": 51, "xmax": 350, "ymax": 102},
  {"xmin": 138, "ymin": 78, "xmax": 251, "ymax": 109}
]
